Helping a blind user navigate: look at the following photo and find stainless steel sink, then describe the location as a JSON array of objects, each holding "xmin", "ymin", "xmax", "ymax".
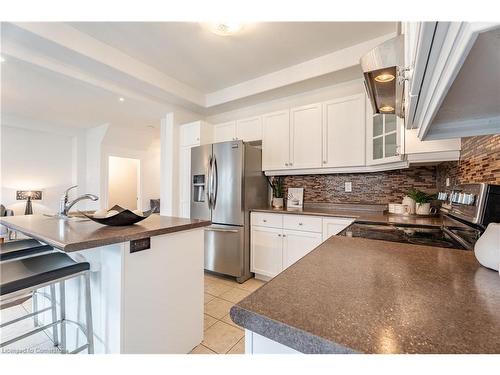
[{"xmin": 43, "ymin": 214, "xmax": 90, "ymax": 222}]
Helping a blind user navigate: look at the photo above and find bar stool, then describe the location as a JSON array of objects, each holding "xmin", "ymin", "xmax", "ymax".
[
  {"xmin": 0, "ymin": 239, "xmax": 56, "ymax": 328},
  {"xmin": 0, "ymin": 252, "xmax": 94, "ymax": 354},
  {"xmin": 0, "ymin": 239, "xmax": 54, "ymax": 262}
]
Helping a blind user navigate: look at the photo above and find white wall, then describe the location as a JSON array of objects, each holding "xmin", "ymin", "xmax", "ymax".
[
  {"xmin": 101, "ymin": 126, "xmax": 161, "ymax": 211},
  {"xmin": 1, "ymin": 122, "xmax": 162, "ymax": 216},
  {"xmin": 108, "ymin": 156, "xmax": 140, "ymax": 209},
  {"xmin": 0, "ymin": 125, "xmax": 75, "ymax": 215}
]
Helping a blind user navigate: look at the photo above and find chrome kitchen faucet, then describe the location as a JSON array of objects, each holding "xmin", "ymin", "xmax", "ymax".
[{"xmin": 59, "ymin": 185, "xmax": 98, "ymax": 216}]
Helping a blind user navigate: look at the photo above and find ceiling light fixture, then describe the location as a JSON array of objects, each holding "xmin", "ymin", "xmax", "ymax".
[
  {"xmin": 374, "ymin": 73, "xmax": 395, "ymax": 83},
  {"xmin": 379, "ymin": 105, "xmax": 395, "ymax": 113},
  {"xmin": 119, "ymin": 97, "xmax": 125, "ymax": 102},
  {"xmin": 207, "ymin": 22, "xmax": 244, "ymax": 36}
]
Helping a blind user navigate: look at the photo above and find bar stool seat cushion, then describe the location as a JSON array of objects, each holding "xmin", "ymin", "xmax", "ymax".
[
  {"xmin": 1, "ymin": 252, "xmax": 90, "ymax": 296},
  {"xmin": 0, "ymin": 239, "xmax": 54, "ymax": 262}
]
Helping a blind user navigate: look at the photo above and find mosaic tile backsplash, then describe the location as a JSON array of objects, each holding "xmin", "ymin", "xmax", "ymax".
[
  {"xmin": 281, "ymin": 134, "xmax": 499, "ymax": 205},
  {"xmin": 437, "ymin": 134, "xmax": 500, "ymax": 189},
  {"xmin": 282, "ymin": 166, "xmax": 437, "ymax": 205}
]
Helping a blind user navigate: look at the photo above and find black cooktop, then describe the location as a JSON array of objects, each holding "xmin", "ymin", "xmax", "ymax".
[{"xmin": 338, "ymin": 222, "xmax": 466, "ymax": 249}]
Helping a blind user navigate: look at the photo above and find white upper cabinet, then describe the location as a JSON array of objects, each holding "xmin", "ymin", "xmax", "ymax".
[
  {"xmin": 236, "ymin": 116, "xmax": 262, "ymax": 142},
  {"xmin": 405, "ymin": 129, "xmax": 461, "ymax": 163},
  {"xmin": 366, "ymin": 111, "xmax": 404, "ymax": 166},
  {"xmin": 180, "ymin": 120, "xmax": 212, "ymax": 147},
  {"xmin": 322, "ymin": 94, "xmax": 366, "ymax": 168},
  {"xmin": 262, "ymin": 110, "xmax": 291, "ymax": 171},
  {"xmin": 214, "ymin": 117, "xmax": 263, "ymax": 143},
  {"xmin": 290, "ymin": 103, "xmax": 322, "ymax": 169},
  {"xmin": 214, "ymin": 121, "xmax": 236, "ymax": 142}
]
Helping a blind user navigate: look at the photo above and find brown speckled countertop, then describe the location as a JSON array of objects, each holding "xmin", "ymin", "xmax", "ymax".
[
  {"xmin": 252, "ymin": 204, "xmax": 447, "ymax": 227},
  {"xmin": 0, "ymin": 214, "xmax": 211, "ymax": 252},
  {"xmin": 230, "ymin": 236, "xmax": 500, "ymax": 353}
]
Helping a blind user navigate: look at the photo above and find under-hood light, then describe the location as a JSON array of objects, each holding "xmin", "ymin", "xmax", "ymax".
[
  {"xmin": 379, "ymin": 105, "xmax": 395, "ymax": 113},
  {"xmin": 374, "ymin": 73, "xmax": 395, "ymax": 83}
]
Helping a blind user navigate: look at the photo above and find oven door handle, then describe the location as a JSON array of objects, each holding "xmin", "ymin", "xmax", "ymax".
[{"xmin": 442, "ymin": 227, "xmax": 473, "ymax": 250}]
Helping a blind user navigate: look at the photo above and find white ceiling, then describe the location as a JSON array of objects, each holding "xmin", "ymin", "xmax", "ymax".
[
  {"xmin": 1, "ymin": 22, "xmax": 397, "ymax": 132},
  {"xmin": 1, "ymin": 57, "xmax": 168, "ymax": 129},
  {"xmin": 69, "ymin": 22, "xmax": 397, "ymax": 92}
]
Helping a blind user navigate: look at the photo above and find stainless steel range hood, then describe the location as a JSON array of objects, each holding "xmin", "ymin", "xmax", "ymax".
[{"xmin": 361, "ymin": 35, "xmax": 404, "ymax": 118}]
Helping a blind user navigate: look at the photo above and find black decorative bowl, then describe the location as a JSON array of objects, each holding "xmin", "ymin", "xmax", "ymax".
[{"xmin": 80, "ymin": 205, "xmax": 153, "ymax": 226}]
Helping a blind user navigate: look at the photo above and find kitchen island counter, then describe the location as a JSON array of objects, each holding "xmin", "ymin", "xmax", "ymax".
[
  {"xmin": 1, "ymin": 214, "xmax": 210, "ymax": 354},
  {"xmin": 0, "ymin": 214, "xmax": 211, "ymax": 252},
  {"xmin": 230, "ymin": 236, "xmax": 500, "ymax": 354}
]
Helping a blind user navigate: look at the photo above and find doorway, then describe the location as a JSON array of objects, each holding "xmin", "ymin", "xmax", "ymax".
[{"xmin": 108, "ymin": 156, "xmax": 140, "ymax": 210}]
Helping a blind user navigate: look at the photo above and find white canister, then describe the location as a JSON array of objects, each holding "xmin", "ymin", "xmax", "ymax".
[
  {"xmin": 402, "ymin": 196, "xmax": 416, "ymax": 215},
  {"xmin": 415, "ymin": 203, "xmax": 438, "ymax": 215},
  {"xmin": 474, "ymin": 223, "xmax": 500, "ymax": 272}
]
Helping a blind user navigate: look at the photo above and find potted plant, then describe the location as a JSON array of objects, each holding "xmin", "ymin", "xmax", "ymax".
[
  {"xmin": 267, "ymin": 176, "xmax": 284, "ymax": 209},
  {"xmin": 406, "ymin": 189, "xmax": 437, "ymax": 215}
]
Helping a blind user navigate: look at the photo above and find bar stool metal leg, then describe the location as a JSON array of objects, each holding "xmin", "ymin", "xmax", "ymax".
[
  {"xmin": 83, "ymin": 272, "xmax": 94, "ymax": 354},
  {"xmin": 49, "ymin": 284, "xmax": 59, "ymax": 346},
  {"xmin": 60, "ymin": 281, "xmax": 66, "ymax": 353},
  {"xmin": 32, "ymin": 291, "xmax": 39, "ymax": 327}
]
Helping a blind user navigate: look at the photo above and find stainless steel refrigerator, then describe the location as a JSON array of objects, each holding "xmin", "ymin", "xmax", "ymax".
[{"xmin": 190, "ymin": 140, "xmax": 268, "ymax": 283}]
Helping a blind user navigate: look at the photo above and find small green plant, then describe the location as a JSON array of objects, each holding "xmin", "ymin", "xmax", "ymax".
[
  {"xmin": 406, "ymin": 189, "xmax": 435, "ymax": 204},
  {"xmin": 267, "ymin": 176, "xmax": 284, "ymax": 198}
]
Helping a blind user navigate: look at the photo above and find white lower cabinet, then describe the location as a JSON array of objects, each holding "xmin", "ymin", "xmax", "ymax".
[
  {"xmin": 251, "ymin": 212, "xmax": 353, "ymax": 280},
  {"xmin": 245, "ymin": 330, "xmax": 299, "ymax": 354},
  {"xmin": 322, "ymin": 217, "xmax": 355, "ymax": 241},
  {"xmin": 250, "ymin": 226, "xmax": 283, "ymax": 278},
  {"xmin": 282, "ymin": 230, "xmax": 322, "ymax": 269}
]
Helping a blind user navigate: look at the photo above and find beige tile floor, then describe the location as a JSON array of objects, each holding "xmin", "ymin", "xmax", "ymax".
[
  {"xmin": 189, "ymin": 273, "xmax": 265, "ymax": 355},
  {"xmin": 1, "ymin": 273, "xmax": 265, "ymax": 355},
  {"xmin": 0, "ymin": 301, "xmax": 59, "ymax": 354}
]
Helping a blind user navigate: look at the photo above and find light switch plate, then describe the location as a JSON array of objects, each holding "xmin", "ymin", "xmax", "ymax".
[
  {"xmin": 345, "ymin": 182, "xmax": 352, "ymax": 192},
  {"xmin": 446, "ymin": 178, "xmax": 450, "ymax": 187}
]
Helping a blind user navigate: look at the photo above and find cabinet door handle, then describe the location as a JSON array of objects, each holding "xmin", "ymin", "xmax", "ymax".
[
  {"xmin": 285, "ymin": 162, "xmax": 289, "ymax": 166},
  {"xmin": 263, "ymin": 219, "xmax": 267, "ymax": 223},
  {"xmin": 289, "ymin": 162, "xmax": 293, "ymax": 166},
  {"xmin": 278, "ymin": 234, "xmax": 282, "ymax": 237},
  {"xmin": 323, "ymin": 160, "xmax": 327, "ymax": 164},
  {"xmin": 298, "ymin": 222, "xmax": 303, "ymax": 226},
  {"xmin": 283, "ymin": 234, "xmax": 286, "ymax": 237}
]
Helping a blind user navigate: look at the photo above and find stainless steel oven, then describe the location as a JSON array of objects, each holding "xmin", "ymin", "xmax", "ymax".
[{"xmin": 340, "ymin": 183, "xmax": 499, "ymax": 250}]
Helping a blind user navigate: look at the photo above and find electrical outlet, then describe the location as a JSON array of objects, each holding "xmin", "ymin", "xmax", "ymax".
[{"xmin": 345, "ymin": 181, "xmax": 352, "ymax": 192}]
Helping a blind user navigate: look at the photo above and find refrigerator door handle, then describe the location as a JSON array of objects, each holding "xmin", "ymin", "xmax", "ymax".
[
  {"xmin": 206, "ymin": 156, "xmax": 212, "ymax": 209},
  {"xmin": 203, "ymin": 227, "xmax": 239, "ymax": 233},
  {"xmin": 212, "ymin": 156, "xmax": 218, "ymax": 208}
]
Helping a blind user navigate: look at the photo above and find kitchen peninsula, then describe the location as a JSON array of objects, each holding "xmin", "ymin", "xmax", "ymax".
[
  {"xmin": 230, "ymin": 236, "xmax": 500, "ymax": 354},
  {"xmin": 1, "ymin": 214, "xmax": 211, "ymax": 354}
]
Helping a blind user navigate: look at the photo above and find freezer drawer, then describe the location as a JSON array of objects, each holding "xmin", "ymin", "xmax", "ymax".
[{"xmin": 204, "ymin": 224, "xmax": 244, "ymax": 277}]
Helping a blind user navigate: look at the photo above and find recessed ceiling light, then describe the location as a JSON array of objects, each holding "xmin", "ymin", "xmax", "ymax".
[
  {"xmin": 207, "ymin": 22, "xmax": 244, "ymax": 36},
  {"xmin": 374, "ymin": 73, "xmax": 395, "ymax": 83},
  {"xmin": 119, "ymin": 97, "xmax": 125, "ymax": 102},
  {"xmin": 379, "ymin": 105, "xmax": 395, "ymax": 113}
]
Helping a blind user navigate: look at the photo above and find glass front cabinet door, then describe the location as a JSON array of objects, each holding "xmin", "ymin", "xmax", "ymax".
[{"xmin": 367, "ymin": 113, "xmax": 404, "ymax": 165}]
